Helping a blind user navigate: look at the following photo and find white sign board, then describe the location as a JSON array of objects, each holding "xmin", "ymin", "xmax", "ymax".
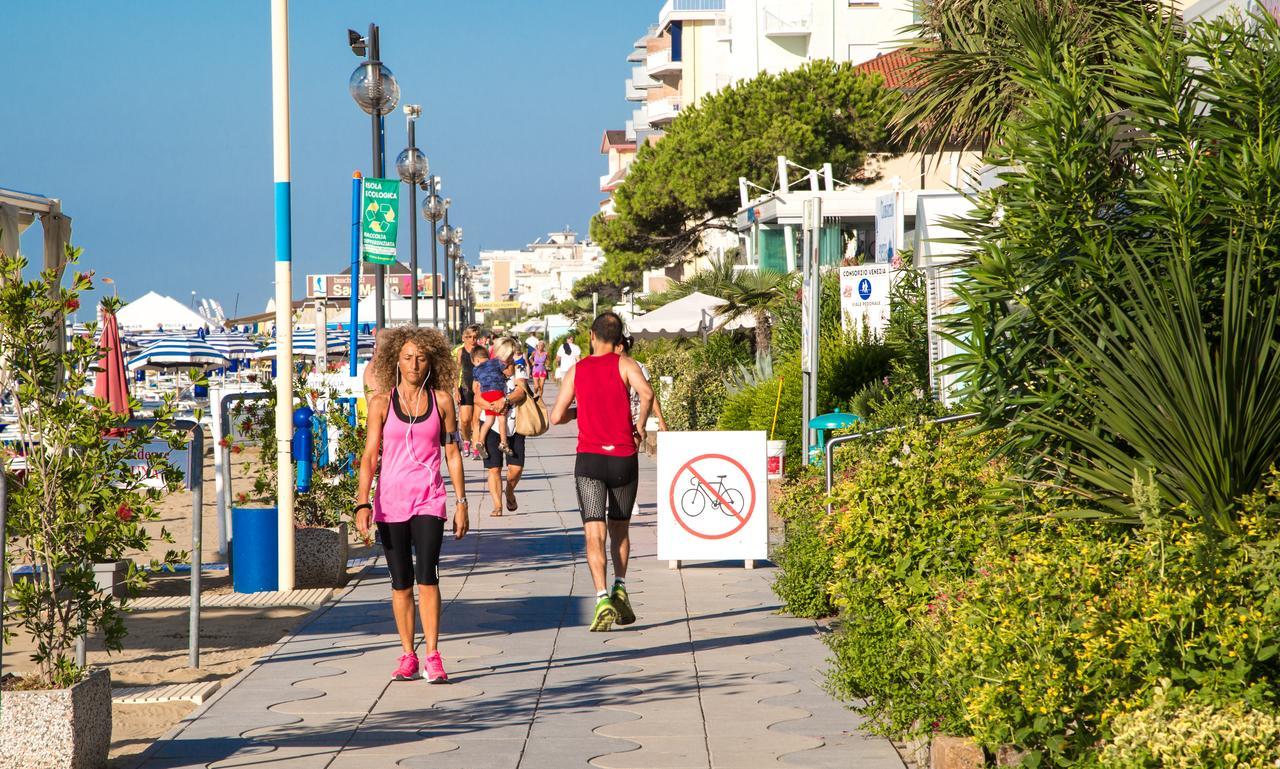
[
  {"xmin": 840, "ymin": 264, "xmax": 895, "ymax": 336},
  {"xmin": 657, "ymin": 431, "xmax": 768, "ymax": 562},
  {"xmin": 875, "ymin": 191, "xmax": 903, "ymax": 264}
]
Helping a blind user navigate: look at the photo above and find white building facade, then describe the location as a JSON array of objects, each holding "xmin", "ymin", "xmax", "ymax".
[
  {"xmin": 478, "ymin": 230, "xmax": 605, "ymax": 312},
  {"xmin": 622, "ymin": 0, "xmax": 916, "ymax": 147}
]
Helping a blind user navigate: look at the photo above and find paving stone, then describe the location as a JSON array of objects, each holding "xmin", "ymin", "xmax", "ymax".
[{"xmin": 139, "ymin": 414, "xmax": 902, "ymax": 769}]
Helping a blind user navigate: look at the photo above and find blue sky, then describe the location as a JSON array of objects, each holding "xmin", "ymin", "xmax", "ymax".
[{"xmin": 2, "ymin": 1, "xmax": 655, "ymax": 317}]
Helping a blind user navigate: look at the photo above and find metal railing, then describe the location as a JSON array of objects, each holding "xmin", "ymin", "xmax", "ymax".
[
  {"xmin": 763, "ymin": 5, "xmax": 814, "ymax": 36},
  {"xmin": 824, "ymin": 412, "xmax": 980, "ymax": 516},
  {"xmin": 674, "ymin": 0, "xmax": 726, "ymax": 10}
]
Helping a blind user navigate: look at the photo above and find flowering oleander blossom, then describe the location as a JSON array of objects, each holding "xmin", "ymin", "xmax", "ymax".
[
  {"xmin": 116, "ymin": 504, "xmax": 134, "ymax": 522},
  {"xmin": 65, "ymin": 297, "xmax": 80, "ymax": 312}
]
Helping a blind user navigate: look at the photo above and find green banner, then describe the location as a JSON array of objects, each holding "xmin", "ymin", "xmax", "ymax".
[{"xmin": 361, "ymin": 178, "xmax": 399, "ymax": 265}]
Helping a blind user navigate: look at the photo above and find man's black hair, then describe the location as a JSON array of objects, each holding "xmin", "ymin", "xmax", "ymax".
[{"xmin": 591, "ymin": 311, "xmax": 625, "ymax": 347}]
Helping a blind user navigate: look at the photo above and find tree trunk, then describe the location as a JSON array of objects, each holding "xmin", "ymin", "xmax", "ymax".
[{"xmin": 754, "ymin": 309, "xmax": 770, "ymax": 356}]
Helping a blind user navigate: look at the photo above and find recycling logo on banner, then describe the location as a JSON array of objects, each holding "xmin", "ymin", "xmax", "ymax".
[{"xmin": 360, "ymin": 178, "xmax": 400, "ymax": 266}]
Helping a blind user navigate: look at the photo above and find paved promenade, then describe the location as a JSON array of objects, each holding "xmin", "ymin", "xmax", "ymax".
[{"xmin": 137, "ymin": 418, "xmax": 903, "ymax": 769}]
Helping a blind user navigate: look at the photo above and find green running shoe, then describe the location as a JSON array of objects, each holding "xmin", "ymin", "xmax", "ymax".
[
  {"xmin": 590, "ymin": 595, "xmax": 618, "ymax": 632},
  {"xmin": 611, "ymin": 583, "xmax": 636, "ymax": 626}
]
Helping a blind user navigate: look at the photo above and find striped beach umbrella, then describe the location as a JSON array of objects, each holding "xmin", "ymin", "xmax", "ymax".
[
  {"xmin": 127, "ymin": 337, "xmax": 230, "ymax": 370},
  {"xmin": 206, "ymin": 332, "xmax": 259, "ymax": 357},
  {"xmin": 250, "ymin": 333, "xmax": 350, "ymax": 359}
]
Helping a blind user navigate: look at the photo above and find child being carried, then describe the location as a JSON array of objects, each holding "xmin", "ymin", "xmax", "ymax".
[{"xmin": 471, "ymin": 347, "xmax": 514, "ymax": 460}]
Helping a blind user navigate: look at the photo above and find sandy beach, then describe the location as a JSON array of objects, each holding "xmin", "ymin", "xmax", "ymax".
[{"xmin": 1, "ymin": 429, "xmax": 371, "ymax": 768}]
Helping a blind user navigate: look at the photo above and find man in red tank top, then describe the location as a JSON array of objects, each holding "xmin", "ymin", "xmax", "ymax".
[{"xmin": 551, "ymin": 312, "xmax": 655, "ymax": 632}]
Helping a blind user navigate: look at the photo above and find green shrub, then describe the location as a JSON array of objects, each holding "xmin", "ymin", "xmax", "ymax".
[
  {"xmin": 1099, "ymin": 687, "xmax": 1280, "ymax": 769},
  {"xmin": 773, "ymin": 470, "xmax": 837, "ymax": 618},
  {"xmin": 716, "ymin": 387, "xmax": 756, "ymax": 431},
  {"xmin": 822, "ymin": 424, "xmax": 1011, "ymax": 738},
  {"xmin": 820, "ymin": 334, "xmax": 894, "ymax": 408},
  {"xmin": 931, "ymin": 470, "xmax": 1280, "ymax": 763},
  {"xmin": 647, "ymin": 346, "xmax": 727, "ymax": 431}
]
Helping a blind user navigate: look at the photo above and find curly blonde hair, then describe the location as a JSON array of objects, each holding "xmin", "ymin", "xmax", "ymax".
[{"xmin": 368, "ymin": 326, "xmax": 457, "ymax": 393}]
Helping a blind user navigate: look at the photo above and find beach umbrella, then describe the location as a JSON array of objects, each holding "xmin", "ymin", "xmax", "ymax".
[
  {"xmin": 127, "ymin": 337, "xmax": 230, "ymax": 370},
  {"xmin": 206, "ymin": 332, "xmax": 258, "ymax": 357},
  {"xmin": 249, "ymin": 334, "xmax": 349, "ymax": 359},
  {"xmin": 94, "ymin": 309, "xmax": 131, "ymax": 419}
]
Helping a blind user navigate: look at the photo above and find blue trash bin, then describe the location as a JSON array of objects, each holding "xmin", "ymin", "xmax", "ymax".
[{"xmin": 231, "ymin": 506, "xmax": 278, "ymax": 593}]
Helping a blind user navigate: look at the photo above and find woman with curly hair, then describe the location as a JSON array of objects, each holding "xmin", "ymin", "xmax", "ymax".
[{"xmin": 355, "ymin": 326, "xmax": 469, "ymax": 683}]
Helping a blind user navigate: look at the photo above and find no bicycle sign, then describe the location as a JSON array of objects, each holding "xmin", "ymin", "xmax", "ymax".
[{"xmin": 657, "ymin": 431, "xmax": 768, "ymax": 562}]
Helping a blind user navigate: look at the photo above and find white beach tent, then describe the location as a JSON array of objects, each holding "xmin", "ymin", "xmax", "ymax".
[
  {"xmin": 627, "ymin": 291, "xmax": 755, "ymax": 340},
  {"xmin": 117, "ymin": 291, "xmax": 213, "ymax": 332},
  {"xmin": 355, "ymin": 295, "xmax": 428, "ymax": 328}
]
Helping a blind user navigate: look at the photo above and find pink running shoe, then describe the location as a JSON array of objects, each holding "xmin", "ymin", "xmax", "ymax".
[
  {"xmin": 392, "ymin": 652, "xmax": 420, "ymax": 681},
  {"xmin": 423, "ymin": 650, "xmax": 449, "ymax": 684}
]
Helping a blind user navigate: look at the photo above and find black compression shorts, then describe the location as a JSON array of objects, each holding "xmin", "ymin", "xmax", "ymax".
[
  {"xmin": 457, "ymin": 386, "xmax": 475, "ymax": 407},
  {"xmin": 574, "ymin": 452, "xmax": 640, "ymax": 523},
  {"xmin": 377, "ymin": 514, "xmax": 445, "ymax": 589}
]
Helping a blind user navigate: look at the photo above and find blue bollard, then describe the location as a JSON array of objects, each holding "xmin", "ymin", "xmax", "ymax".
[{"xmin": 292, "ymin": 406, "xmax": 314, "ymax": 493}]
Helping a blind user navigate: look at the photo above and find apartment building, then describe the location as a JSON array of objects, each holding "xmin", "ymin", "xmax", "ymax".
[
  {"xmin": 478, "ymin": 230, "xmax": 606, "ymax": 312},
  {"xmin": 601, "ymin": 0, "xmax": 918, "ymax": 290},
  {"xmin": 612, "ymin": 0, "xmax": 915, "ymax": 151}
]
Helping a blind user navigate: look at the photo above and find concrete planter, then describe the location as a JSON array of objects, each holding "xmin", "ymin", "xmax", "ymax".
[
  {"xmin": 93, "ymin": 560, "xmax": 129, "ymax": 599},
  {"xmin": 0, "ymin": 667, "xmax": 111, "ymax": 769},
  {"xmin": 294, "ymin": 523, "xmax": 348, "ymax": 588}
]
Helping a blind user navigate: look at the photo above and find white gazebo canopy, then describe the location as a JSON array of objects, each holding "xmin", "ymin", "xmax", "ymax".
[
  {"xmin": 355, "ymin": 295, "xmax": 437, "ymax": 328},
  {"xmin": 117, "ymin": 291, "xmax": 213, "ymax": 331},
  {"xmin": 628, "ymin": 291, "xmax": 755, "ymax": 340}
]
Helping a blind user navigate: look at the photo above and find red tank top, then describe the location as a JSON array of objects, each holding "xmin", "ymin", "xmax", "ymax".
[{"xmin": 574, "ymin": 352, "xmax": 636, "ymax": 457}]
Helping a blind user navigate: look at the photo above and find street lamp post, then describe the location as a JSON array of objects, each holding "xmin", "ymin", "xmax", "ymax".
[
  {"xmin": 436, "ymin": 208, "xmax": 455, "ymax": 340},
  {"xmin": 449, "ymin": 228, "xmax": 463, "ymax": 342},
  {"xmin": 347, "ymin": 23, "xmax": 399, "ymax": 330},
  {"xmin": 396, "ymin": 105, "xmax": 428, "ymax": 327},
  {"xmin": 421, "ymin": 178, "xmax": 445, "ymax": 331}
]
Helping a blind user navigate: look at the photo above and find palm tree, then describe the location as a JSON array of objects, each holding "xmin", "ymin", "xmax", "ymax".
[
  {"xmin": 717, "ymin": 269, "xmax": 799, "ymax": 357},
  {"xmin": 895, "ymin": 0, "xmax": 1167, "ymax": 156}
]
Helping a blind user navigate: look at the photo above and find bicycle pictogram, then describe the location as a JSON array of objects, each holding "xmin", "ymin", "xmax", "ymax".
[
  {"xmin": 666, "ymin": 453, "xmax": 756, "ymax": 541},
  {"xmin": 679, "ymin": 474, "xmax": 745, "ymax": 519}
]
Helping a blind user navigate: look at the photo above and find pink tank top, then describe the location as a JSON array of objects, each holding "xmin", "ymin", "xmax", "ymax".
[
  {"xmin": 373, "ymin": 388, "xmax": 448, "ymax": 522},
  {"xmin": 575, "ymin": 353, "xmax": 636, "ymax": 457}
]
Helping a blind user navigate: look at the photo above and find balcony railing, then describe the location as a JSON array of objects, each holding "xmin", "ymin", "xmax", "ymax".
[
  {"xmin": 625, "ymin": 79, "xmax": 645, "ymax": 101},
  {"xmin": 631, "ymin": 65, "xmax": 661, "ymax": 89},
  {"xmin": 763, "ymin": 3, "xmax": 813, "ymax": 37},
  {"xmin": 659, "ymin": 0, "xmax": 727, "ymax": 29},
  {"xmin": 646, "ymin": 48, "xmax": 683, "ymax": 79},
  {"xmin": 647, "ymin": 98, "xmax": 682, "ymax": 125}
]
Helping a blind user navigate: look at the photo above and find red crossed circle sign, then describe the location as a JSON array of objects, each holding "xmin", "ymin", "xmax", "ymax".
[{"xmin": 668, "ymin": 453, "xmax": 756, "ymax": 540}]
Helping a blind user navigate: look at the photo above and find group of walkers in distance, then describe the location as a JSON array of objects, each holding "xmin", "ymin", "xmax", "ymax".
[{"xmin": 352, "ymin": 312, "xmax": 659, "ymax": 683}]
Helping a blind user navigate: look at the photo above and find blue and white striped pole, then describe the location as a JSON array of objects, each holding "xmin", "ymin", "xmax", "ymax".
[
  {"xmin": 271, "ymin": 0, "xmax": 296, "ymax": 591},
  {"xmin": 349, "ymin": 172, "xmax": 361, "ymax": 377}
]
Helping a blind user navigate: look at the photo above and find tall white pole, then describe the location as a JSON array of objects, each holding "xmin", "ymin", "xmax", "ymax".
[{"xmin": 271, "ymin": 0, "xmax": 296, "ymax": 591}]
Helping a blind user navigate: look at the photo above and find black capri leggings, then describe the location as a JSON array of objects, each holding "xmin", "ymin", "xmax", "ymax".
[
  {"xmin": 575, "ymin": 452, "xmax": 640, "ymax": 523},
  {"xmin": 376, "ymin": 515, "xmax": 446, "ymax": 590}
]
